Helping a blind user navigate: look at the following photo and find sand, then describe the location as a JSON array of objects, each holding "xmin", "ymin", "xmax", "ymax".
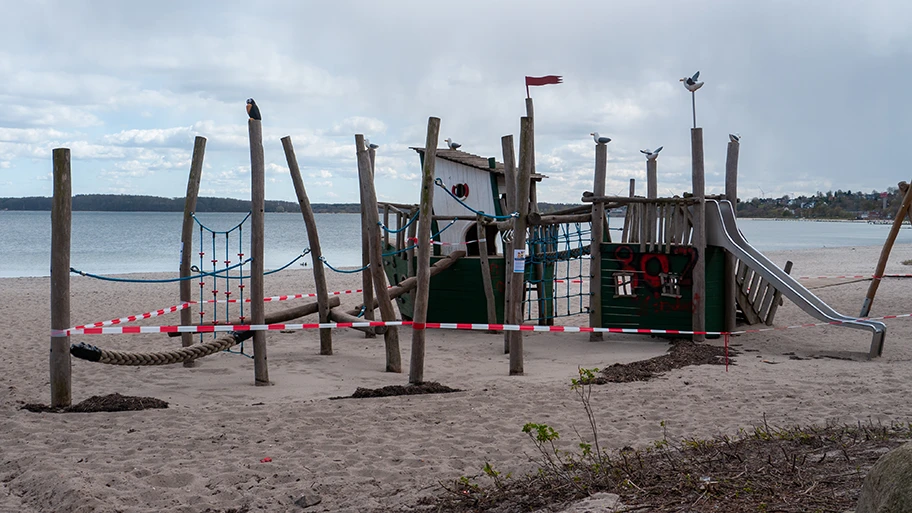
[{"xmin": 2, "ymin": 244, "xmax": 912, "ymax": 512}]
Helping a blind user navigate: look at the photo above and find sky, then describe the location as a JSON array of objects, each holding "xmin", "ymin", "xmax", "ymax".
[{"xmin": 1, "ymin": 1, "xmax": 910, "ymax": 205}]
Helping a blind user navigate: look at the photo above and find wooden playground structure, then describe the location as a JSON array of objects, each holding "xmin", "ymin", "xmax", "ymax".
[{"xmin": 48, "ymin": 93, "xmax": 893, "ymax": 408}]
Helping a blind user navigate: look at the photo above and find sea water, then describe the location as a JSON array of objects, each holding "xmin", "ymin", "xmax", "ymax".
[{"xmin": 0, "ymin": 211, "xmax": 910, "ymax": 278}]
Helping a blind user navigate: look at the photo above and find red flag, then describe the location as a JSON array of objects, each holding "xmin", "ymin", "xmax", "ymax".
[{"xmin": 525, "ymin": 75, "xmax": 563, "ymax": 97}]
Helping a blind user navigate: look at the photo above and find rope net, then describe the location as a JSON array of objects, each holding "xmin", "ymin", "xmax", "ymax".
[{"xmin": 522, "ymin": 221, "xmax": 593, "ymax": 323}]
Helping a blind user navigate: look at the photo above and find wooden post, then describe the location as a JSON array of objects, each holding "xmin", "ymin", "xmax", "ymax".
[
  {"xmin": 646, "ymin": 158, "xmax": 658, "ymax": 256},
  {"xmin": 501, "ymin": 135, "xmax": 517, "ymax": 353},
  {"xmin": 282, "ymin": 136, "xmax": 333, "ymax": 355},
  {"xmin": 589, "ymin": 142, "xmax": 608, "ymax": 341},
  {"xmin": 180, "ymin": 136, "xmax": 206, "ymax": 368},
  {"xmin": 629, "ymin": 178, "xmax": 636, "ymax": 197},
  {"xmin": 508, "ymin": 118, "xmax": 533, "ymax": 375},
  {"xmin": 690, "ymin": 128, "xmax": 706, "ymax": 342},
  {"xmin": 358, "ymin": 146, "xmax": 376, "ymax": 335},
  {"xmin": 477, "ymin": 213, "xmax": 498, "ymax": 333},
  {"xmin": 50, "ymin": 148, "xmax": 72, "ymax": 407},
  {"xmin": 646, "ymin": 159, "xmax": 657, "ymax": 200},
  {"xmin": 723, "ymin": 138, "xmax": 740, "ymax": 332},
  {"xmin": 356, "ymin": 134, "xmax": 401, "ymax": 372},
  {"xmin": 249, "ymin": 119, "xmax": 269, "ymax": 385},
  {"xmin": 861, "ymin": 180, "xmax": 912, "ymax": 316},
  {"xmin": 409, "ymin": 117, "xmax": 440, "ymax": 384}
]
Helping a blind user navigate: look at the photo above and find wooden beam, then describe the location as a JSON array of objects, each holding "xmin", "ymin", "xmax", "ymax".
[
  {"xmin": 179, "ymin": 136, "xmax": 206, "ymax": 367},
  {"xmin": 861, "ymin": 180, "xmax": 912, "ymax": 316},
  {"xmin": 283, "ymin": 136, "xmax": 333, "ymax": 355},
  {"xmin": 356, "ymin": 134, "xmax": 401, "ymax": 373},
  {"xmin": 477, "ymin": 214, "xmax": 498, "ymax": 333},
  {"xmin": 50, "ymin": 148, "xmax": 72, "ymax": 407},
  {"xmin": 409, "ymin": 117, "xmax": 440, "ymax": 385},
  {"xmin": 589, "ymin": 141, "xmax": 607, "ymax": 341},
  {"xmin": 501, "ymin": 135, "xmax": 517, "ymax": 354},
  {"xmin": 508, "ymin": 118, "xmax": 533, "ymax": 375},
  {"xmin": 690, "ymin": 128, "xmax": 706, "ymax": 343},
  {"xmin": 359, "ymin": 148, "xmax": 376, "ymax": 336},
  {"xmin": 248, "ymin": 119, "xmax": 269, "ymax": 385},
  {"xmin": 723, "ymin": 139, "xmax": 740, "ymax": 333}
]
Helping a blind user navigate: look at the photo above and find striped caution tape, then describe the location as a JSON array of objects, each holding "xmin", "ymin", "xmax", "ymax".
[
  {"xmin": 52, "ymin": 311, "xmax": 912, "ymax": 338},
  {"xmin": 795, "ymin": 274, "xmax": 912, "ymax": 281}
]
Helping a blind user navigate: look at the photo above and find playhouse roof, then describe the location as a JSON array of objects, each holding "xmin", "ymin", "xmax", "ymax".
[{"xmin": 411, "ymin": 147, "xmax": 547, "ymax": 180}]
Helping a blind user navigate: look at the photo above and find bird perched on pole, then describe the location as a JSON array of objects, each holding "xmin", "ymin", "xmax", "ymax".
[
  {"xmin": 365, "ymin": 138, "xmax": 379, "ymax": 150},
  {"xmin": 729, "ymin": 133, "xmax": 740, "ymax": 143},
  {"xmin": 246, "ymin": 98, "xmax": 261, "ymax": 121},
  {"xmin": 640, "ymin": 146, "xmax": 663, "ymax": 160},
  {"xmin": 590, "ymin": 132, "xmax": 611, "ymax": 144},
  {"xmin": 445, "ymin": 138, "xmax": 461, "ymax": 150},
  {"xmin": 679, "ymin": 71, "xmax": 703, "ymax": 128}
]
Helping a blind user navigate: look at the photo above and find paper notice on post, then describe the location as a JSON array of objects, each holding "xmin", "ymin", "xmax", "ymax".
[{"xmin": 513, "ymin": 249, "xmax": 526, "ymax": 273}]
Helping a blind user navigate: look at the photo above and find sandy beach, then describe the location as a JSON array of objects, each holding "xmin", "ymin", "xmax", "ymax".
[{"xmin": 3, "ymin": 244, "xmax": 912, "ymax": 512}]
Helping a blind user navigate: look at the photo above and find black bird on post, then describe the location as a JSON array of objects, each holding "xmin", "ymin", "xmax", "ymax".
[{"xmin": 246, "ymin": 98, "xmax": 262, "ymax": 121}]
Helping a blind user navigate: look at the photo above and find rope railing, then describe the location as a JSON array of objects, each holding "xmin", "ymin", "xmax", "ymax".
[{"xmin": 434, "ymin": 178, "xmax": 518, "ymax": 220}]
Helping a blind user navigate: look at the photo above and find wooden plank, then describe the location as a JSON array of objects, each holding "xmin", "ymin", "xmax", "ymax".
[
  {"xmin": 248, "ymin": 119, "xmax": 269, "ymax": 386},
  {"xmin": 409, "ymin": 117, "xmax": 440, "ymax": 384},
  {"xmin": 283, "ymin": 135, "xmax": 333, "ymax": 355},
  {"xmin": 180, "ymin": 136, "xmax": 206, "ymax": 368},
  {"xmin": 501, "ymin": 135, "xmax": 517, "ymax": 354},
  {"xmin": 359, "ymin": 149, "xmax": 376, "ymax": 334},
  {"xmin": 589, "ymin": 140, "xmax": 608, "ymax": 340},
  {"xmin": 356, "ymin": 134, "xmax": 401, "ymax": 373},
  {"xmin": 50, "ymin": 147, "xmax": 72, "ymax": 407},
  {"xmin": 764, "ymin": 261, "xmax": 793, "ymax": 325},
  {"xmin": 690, "ymin": 127, "xmax": 706, "ymax": 342},
  {"xmin": 477, "ymin": 214, "xmax": 498, "ymax": 333}
]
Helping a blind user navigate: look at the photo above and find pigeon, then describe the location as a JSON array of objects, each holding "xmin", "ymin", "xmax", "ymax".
[
  {"xmin": 640, "ymin": 146, "xmax": 663, "ymax": 160},
  {"xmin": 246, "ymin": 98, "xmax": 261, "ymax": 121},
  {"xmin": 590, "ymin": 132, "xmax": 611, "ymax": 144},
  {"xmin": 729, "ymin": 133, "xmax": 740, "ymax": 143},
  {"xmin": 680, "ymin": 71, "xmax": 704, "ymax": 92},
  {"xmin": 445, "ymin": 138, "xmax": 461, "ymax": 150}
]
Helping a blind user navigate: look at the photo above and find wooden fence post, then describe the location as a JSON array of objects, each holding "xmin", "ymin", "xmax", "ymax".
[
  {"xmin": 861, "ymin": 180, "xmax": 912, "ymax": 316},
  {"xmin": 180, "ymin": 136, "xmax": 206, "ymax": 367},
  {"xmin": 355, "ymin": 134, "xmax": 401, "ymax": 372},
  {"xmin": 282, "ymin": 136, "xmax": 333, "ymax": 354},
  {"xmin": 248, "ymin": 119, "xmax": 269, "ymax": 385},
  {"xmin": 50, "ymin": 148, "xmax": 72, "ymax": 407},
  {"xmin": 409, "ymin": 117, "xmax": 440, "ymax": 384},
  {"xmin": 589, "ymin": 142, "xmax": 607, "ymax": 341},
  {"xmin": 691, "ymin": 128, "xmax": 706, "ymax": 342},
  {"xmin": 358, "ymin": 146, "xmax": 376, "ymax": 335},
  {"xmin": 724, "ymin": 138, "xmax": 740, "ymax": 332},
  {"xmin": 509, "ymin": 117, "xmax": 533, "ymax": 375},
  {"xmin": 501, "ymin": 135, "xmax": 518, "ymax": 353}
]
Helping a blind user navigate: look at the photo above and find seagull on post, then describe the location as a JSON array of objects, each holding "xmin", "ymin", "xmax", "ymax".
[
  {"xmin": 729, "ymin": 133, "xmax": 740, "ymax": 143},
  {"xmin": 680, "ymin": 71, "xmax": 703, "ymax": 128},
  {"xmin": 640, "ymin": 146, "xmax": 663, "ymax": 160},
  {"xmin": 445, "ymin": 138, "xmax": 461, "ymax": 150},
  {"xmin": 365, "ymin": 138, "xmax": 379, "ymax": 150},
  {"xmin": 590, "ymin": 132, "xmax": 611, "ymax": 144}
]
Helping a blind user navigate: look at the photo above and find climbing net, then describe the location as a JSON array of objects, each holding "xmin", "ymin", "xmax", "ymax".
[{"xmin": 523, "ymin": 222, "xmax": 593, "ymax": 323}]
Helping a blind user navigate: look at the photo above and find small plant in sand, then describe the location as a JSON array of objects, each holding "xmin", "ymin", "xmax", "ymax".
[{"xmin": 902, "ymin": 259, "xmax": 912, "ymax": 266}]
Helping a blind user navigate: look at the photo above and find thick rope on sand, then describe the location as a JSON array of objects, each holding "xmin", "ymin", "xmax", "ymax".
[{"xmin": 71, "ymin": 334, "xmax": 241, "ymax": 365}]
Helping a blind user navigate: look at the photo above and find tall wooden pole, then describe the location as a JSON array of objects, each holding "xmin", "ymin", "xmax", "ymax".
[
  {"xmin": 723, "ymin": 138, "xmax": 740, "ymax": 332},
  {"xmin": 646, "ymin": 159, "xmax": 657, "ymax": 200},
  {"xmin": 690, "ymin": 128, "xmax": 706, "ymax": 342},
  {"xmin": 355, "ymin": 134, "xmax": 401, "ymax": 372},
  {"xmin": 589, "ymin": 142, "xmax": 607, "ymax": 341},
  {"xmin": 180, "ymin": 136, "xmax": 206, "ymax": 367},
  {"xmin": 629, "ymin": 178, "xmax": 636, "ymax": 197},
  {"xmin": 501, "ymin": 135, "xmax": 518, "ymax": 354},
  {"xmin": 282, "ymin": 136, "xmax": 333, "ymax": 355},
  {"xmin": 249, "ymin": 119, "xmax": 269, "ymax": 385},
  {"xmin": 861, "ymin": 180, "xmax": 912, "ymax": 316},
  {"xmin": 358, "ymin": 145, "xmax": 376, "ymax": 335},
  {"xmin": 409, "ymin": 117, "xmax": 440, "ymax": 384},
  {"xmin": 50, "ymin": 148, "xmax": 72, "ymax": 407},
  {"xmin": 525, "ymin": 98, "xmax": 548, "ymax": 325},
  {"xmin": 508, "ymin": 117, "xmax": 533, "ymax": 375}
]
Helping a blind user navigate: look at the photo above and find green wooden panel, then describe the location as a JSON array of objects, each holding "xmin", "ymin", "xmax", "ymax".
[{"xmin": 600, "ymin": 243, "xmax": 724, "ymax": 335}]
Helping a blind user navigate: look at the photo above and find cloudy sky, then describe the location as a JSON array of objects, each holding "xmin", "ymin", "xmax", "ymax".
[{"xmin": 1, "ymin": 1, "xmax": 909, "ymax": 204}]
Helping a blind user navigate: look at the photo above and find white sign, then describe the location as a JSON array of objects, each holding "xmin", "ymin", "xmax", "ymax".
[{"xmin": 513, "ymin": 249, "xmax": 526, "ymax": 273}]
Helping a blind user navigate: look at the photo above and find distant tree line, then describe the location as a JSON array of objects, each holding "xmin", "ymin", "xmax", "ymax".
[
  {"xmin": 735, "ymin": 189, "xmax": 902, "ymax": 220},
  {"xmin": 0, "ymin": 194, "xmax": 361, "ymax": 213}
]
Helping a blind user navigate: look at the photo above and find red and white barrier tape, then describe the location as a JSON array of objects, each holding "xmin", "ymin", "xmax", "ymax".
[
  {"xmin": 795, "ymin": 274, "xmax": 912, "ymax": 281},
  {"xmin": 53, "ymin": 311, "xmax": 911, "ymax": 337}
]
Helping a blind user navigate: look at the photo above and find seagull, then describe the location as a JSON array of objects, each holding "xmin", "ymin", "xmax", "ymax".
[
  {"xmin": 590, "ymin": 132, "xmax": 611, "ymax": 144},
  {"xmin": 679, "ymin": 71, "xmax": 703, "ymax": 92},
  {"xmin": 729, "ymin": 133, "xmax": 740, "ymax": 143},
  {"xmin": 640, "ymin": 146, "xmax": 663, "ymax": 160},
  {"xmin": 445, "ymin": 138, "xmax": 461, "ymax": 150},
  {"xmin": 365, "ymin": 138, "xmax": 379, "ymax": 150},
  {"xmin": 246, "ymin": 98, "xmax": 261, "ymax": 121}
]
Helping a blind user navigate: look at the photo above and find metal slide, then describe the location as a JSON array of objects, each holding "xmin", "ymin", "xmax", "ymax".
[{"xmin": 705, "ymin": 199, "xmax": 886, "ymax": 358}]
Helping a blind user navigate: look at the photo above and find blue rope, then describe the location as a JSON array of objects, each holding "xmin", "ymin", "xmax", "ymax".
[
  {"xmin": 70, "ymin": 259, "xmax": 252, "ymax": 283},
  {"xmin": 192, "ymin": 212, "xmax": 251, "ymax": 235},
  {"xmin": 379, "ymin": 211, "xmax": 419, "ymax": 234},
  {"xmin": 379, "ymin": 217, "xmax": 460, "ymax": 257},
  {"xmin": 434, "ymin": 178, "xmax": 518, "ymax": 220},
  {"xmin": 320, "ymin": 256, "xmax": 369, "ymax": 274}
]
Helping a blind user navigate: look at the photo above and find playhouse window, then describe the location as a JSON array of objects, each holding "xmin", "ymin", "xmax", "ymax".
[
  {"xmin": 660, "ymin": 273, "xmax": 682, "ymax": 298},
  {"xmin": 613, "ymin": 272, "xmax": 635, "ymax": 297}
]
